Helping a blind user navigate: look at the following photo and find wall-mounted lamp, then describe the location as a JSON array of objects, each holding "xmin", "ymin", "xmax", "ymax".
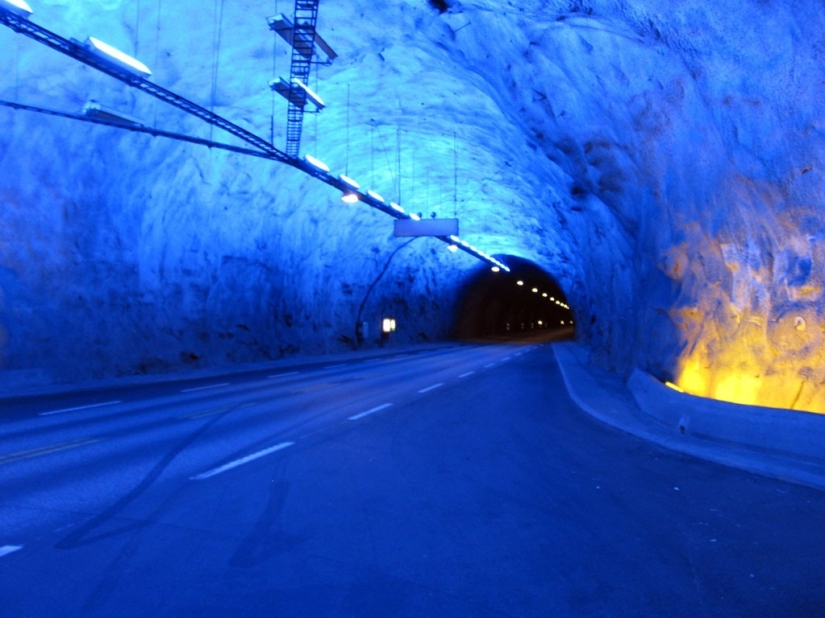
[
  {"xmin": 491, "ymin": 266, "xmax": 500, "ymax": 272},
  {"xmin": 665, "ymin": 380, "xmax": 684, "ymax": 393},
  {"xmin": 382, "ymin": 318, "xmax": 397, "ymax": 334}
]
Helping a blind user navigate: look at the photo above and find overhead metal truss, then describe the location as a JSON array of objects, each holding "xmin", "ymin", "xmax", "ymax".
[
  {"xmin": 0, "ymin": 99, "xmax": 275, "ymax": 160},
  {"xmin": 0, "ymin": 5, "xmax": 509, "ymax": 272},
  {"xmin": 0, "ymin": 8, "xmax": 289, "ymax": 163}
]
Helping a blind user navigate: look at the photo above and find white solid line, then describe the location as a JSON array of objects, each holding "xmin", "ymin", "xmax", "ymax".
[
  {"xmin": 459, "ymin": 371, "xmax": 475, "ymax": 378},
  {"xmin": 40, "ymin": 400, "xmax": 122, "ymax": 417},
  {"xmin": 181, "ymin": 382, "xmax": 231, "ymax": 393},
  {"xmin": 267, "ymin": 371, "xmax": 299, "ymax": 379},
  {"xmin": 190, "ymin": 442, "xmax": 295, "ymax": 480},
  {"xmin": 349, "ymin": 403, "xmax": 393, "ymax": 421},
  {"xmin": 0, "ymin": 545, "xmax": 22, "ymax": 558},
  {"xmin": 418, "ymin": 383, "xmax": 443, "ymax": 394}
]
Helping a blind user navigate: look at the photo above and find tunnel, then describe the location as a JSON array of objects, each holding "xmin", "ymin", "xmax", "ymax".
[
  {"xmin": 453, "ymin": 256, "xmax": 574, "ymax": 340},
  {"xmin": 1, "ymin": 0, "xmax": 825, "ymax": 414}
]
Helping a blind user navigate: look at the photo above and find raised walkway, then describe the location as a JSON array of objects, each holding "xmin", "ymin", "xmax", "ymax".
[{"xmin": 553, "ymin": 341, "xmax": 825, "ymax": 492}]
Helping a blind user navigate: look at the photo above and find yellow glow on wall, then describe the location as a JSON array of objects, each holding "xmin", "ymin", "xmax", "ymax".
[
  {"xmin": 673, "ymin": 309, "xmax": 825, "ymax": 414},
  {"xmin": 659, "ymin": 187, "xmax": 825, "ymax": 416}
]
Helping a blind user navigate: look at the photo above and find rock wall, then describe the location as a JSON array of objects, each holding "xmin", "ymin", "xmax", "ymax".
[{"xmin": 2, "ymin": 0, "xmax": 825, "ymax": 413}]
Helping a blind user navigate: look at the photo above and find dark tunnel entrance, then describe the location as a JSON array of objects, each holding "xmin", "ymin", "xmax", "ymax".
[{"xmin": 453, "ymin": 256, "xmax": 575, "ymax": 342}]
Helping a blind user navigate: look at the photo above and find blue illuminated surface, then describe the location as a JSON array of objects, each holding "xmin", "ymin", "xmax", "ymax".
[{"xmin": 0, "ymin": 0, "xmax": 824, "ymax": 411}]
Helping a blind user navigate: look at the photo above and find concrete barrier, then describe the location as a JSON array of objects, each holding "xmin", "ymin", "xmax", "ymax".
[{"xmin": 627, "ymin": 369, "xmax": 825, "ymax": 465}]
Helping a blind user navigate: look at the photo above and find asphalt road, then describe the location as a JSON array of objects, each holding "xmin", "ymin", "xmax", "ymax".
[{"xmin": 0, "ymin": 343, "xmax": 823, "ymax": 617}]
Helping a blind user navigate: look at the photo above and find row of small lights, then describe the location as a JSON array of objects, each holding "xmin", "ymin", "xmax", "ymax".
[
  {"xmin": 515, "ymin": 279, "xmax": 571, "ymax": 310},
  {"xmin": 304, "ymin": 155, "xmax": 510, "ymax": 273}
]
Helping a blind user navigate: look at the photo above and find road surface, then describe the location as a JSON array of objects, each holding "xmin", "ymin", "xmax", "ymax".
[{"xmin": 1, "ymin": 343, "xmax": 823, "ymax": 616}]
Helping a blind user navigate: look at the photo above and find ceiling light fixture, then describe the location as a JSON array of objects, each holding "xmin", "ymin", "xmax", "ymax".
[
  {"xmin": 292, "ymin": 78, "xmax": 325, "ymax": 110},
  {"xmin": 0, "ymin": 0, "xmax": 32, "ymax": 18},
  {"xmin": 303, "ymin": 154, "xmax": 329, "ymax": 172},
  {"xmin": 339, "ymin": 174, "xmax": 359, "ymax": 189},
  {"xmin": 270, "ymin": 77, "xmax": 325, "ymax": 111},
  {"xmin": 85, "ymin": 36, "xmax": 152, "ymax": 78}
]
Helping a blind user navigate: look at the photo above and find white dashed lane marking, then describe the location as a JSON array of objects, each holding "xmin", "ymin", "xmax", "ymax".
[
  {"xmin": 0, "ymin": 546, "xmax": 23, "ymax": 558},
  {"xmin": 459, "ymin": 371, "xmax": 475, "ymax": 378},
  {"xmin": 190, "ymin": 442, "xmax": 295, "ymax": 480},
  {"xmin": 0, "ymin": 438, "xmax": 101, "ymax": 467},
  {"xmin": 418, "ymin": 383, "xmax": 443, "ymax": 394},
  {"xmin": 267, "ymin": 371, "xmax": 299, "ymax": 379},
  {"xmin": 181, "ymin": 382, "xmax": 231, "ymax": 394},
  {"xmin": 40, "ymin": 401, "xmax": 122, "ymax": 417},
  {"xmin": 348, "ymin": 403, "xmax": 393, "ymax": 421}
]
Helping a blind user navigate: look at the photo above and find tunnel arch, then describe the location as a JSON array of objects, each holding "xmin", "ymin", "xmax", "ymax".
[{"xmin": 453, "ymin": 256, "xmax": 575, "ymax": 340}]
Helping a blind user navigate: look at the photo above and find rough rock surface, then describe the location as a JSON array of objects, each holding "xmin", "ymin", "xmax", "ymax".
[{"xmin": 1, "ymin": 0, "xmax": 824, "ymax": 413}]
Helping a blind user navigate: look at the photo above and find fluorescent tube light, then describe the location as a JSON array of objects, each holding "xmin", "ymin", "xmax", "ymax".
[
  {"xmin": 303, "ymin": 154, "xmax": 329, "ymax": 172},
  {"xmin": 292, "ymin": 78, "xmax": 325, "ymax": 110},
  {"xmin": 85, "ymin": 36, "xmax": 152, "ymax": 78},
  {"xmin": 339, "ymin": 174, "xmax": 359, "ymax": 189},
  {"xmin": 0, "ymin": 0, "xmax": 33, "ymax": 18}
]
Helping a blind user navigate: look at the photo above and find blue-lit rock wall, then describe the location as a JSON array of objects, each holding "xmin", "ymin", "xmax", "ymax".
[{"xmin": 2, "ymin": 0, "xmax": 825, "ymax": 412}]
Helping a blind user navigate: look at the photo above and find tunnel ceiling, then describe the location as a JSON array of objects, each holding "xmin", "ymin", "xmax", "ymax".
[{"xmin": 2, "ymin": 0, "xmax": 825, "ymax": 413}]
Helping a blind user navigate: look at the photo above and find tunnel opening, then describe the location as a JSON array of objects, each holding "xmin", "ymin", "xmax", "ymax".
[{"xmin": 452, "ymin": 256, "xmax": 575, "ymax": 343}]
